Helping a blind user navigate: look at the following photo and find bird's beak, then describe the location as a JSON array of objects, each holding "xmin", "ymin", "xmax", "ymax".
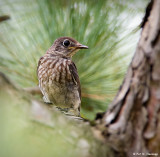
[
  {"xmin": 67, "ymin": 43, "xmax": 88, "ymax": 57},
  {"xmin": 75, "ymin": 44, "xmax": 89, "ymax": 49}
]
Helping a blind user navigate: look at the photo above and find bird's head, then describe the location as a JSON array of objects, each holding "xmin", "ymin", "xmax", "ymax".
[{"xmin": 48, "ymin": 37, "xmax": 88, "ymax": 57}]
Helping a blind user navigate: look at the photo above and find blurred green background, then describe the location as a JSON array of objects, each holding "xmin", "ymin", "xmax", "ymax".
[{"xmin": 0, "ymin": 0, "xmax": 148, "ymax": 120}]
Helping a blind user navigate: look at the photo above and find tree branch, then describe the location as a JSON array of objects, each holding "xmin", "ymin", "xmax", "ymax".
[{"xmin": 97, "ymin": 0, "xmax": 160, "ymax": 156}]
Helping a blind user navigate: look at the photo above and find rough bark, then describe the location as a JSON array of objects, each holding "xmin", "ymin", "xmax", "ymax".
[{"xmin": 97, "ymin": 0, "xmax": 160, "ymax": 156}]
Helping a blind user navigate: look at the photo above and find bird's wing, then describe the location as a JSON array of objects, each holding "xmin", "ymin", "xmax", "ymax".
[
  {"xmin": 37, "ymin": 56, "xmax": 44, "ymax": 74},
  {"xmin": 69, "ymin": 62, "xmax": 81, "ymax": 100}
]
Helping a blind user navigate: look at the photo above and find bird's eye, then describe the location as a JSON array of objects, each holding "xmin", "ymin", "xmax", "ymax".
[{"xmin": 63, "ymin": 40, "xmax": 70, "ymax": 47}]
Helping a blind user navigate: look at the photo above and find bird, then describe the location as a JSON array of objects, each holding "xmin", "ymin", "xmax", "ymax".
[{"xmin": 37, "ymin": 37, "xmax": 88, "ymax": 116}]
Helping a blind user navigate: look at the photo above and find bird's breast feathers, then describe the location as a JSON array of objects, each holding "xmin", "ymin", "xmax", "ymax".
[{"xmin": 38, "ymin": 56, "xmax": 79, "ymax": 85}]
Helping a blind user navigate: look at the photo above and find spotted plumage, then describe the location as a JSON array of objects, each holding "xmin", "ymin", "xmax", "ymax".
[{"xmin": 37, "ymin": 37, "xmax": 88, "ymax": 116}]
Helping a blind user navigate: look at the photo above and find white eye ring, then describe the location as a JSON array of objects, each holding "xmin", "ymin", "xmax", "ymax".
[{"xmin": 63, "ymin": 40, "xmax": 70, "ymax": 47}]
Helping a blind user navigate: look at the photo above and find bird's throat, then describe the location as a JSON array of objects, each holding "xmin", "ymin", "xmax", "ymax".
[{"xmin": 67, "ymin": 49, "xmax": 79, "ymax": 57}]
